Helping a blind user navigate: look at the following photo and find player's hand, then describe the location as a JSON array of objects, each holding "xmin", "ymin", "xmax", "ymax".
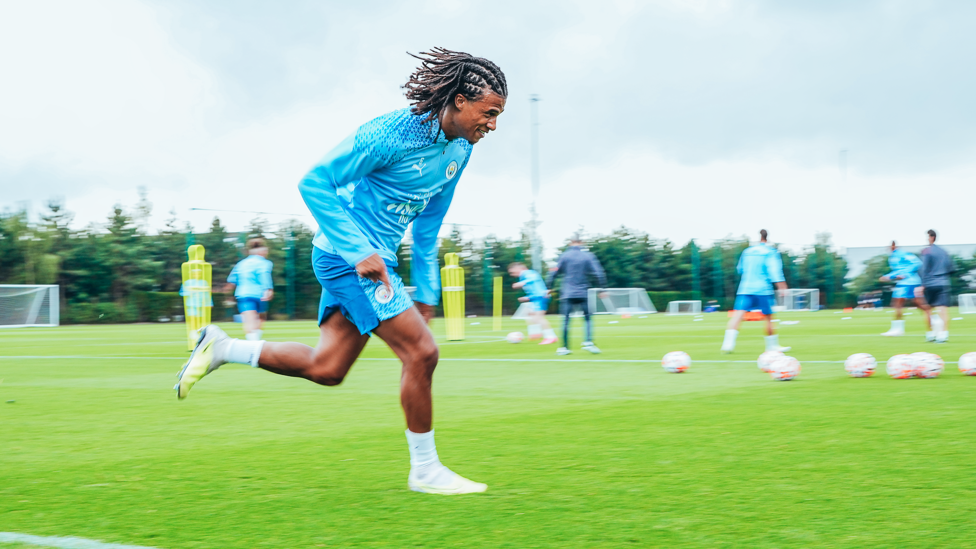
[
  {"xmin": 262, "ymin": 289, "xmax": 274, "ymax": 301},
  {"xmin": 879, "ymin": 276, "xmax": 890, "ymax": 282},
  {"xmin": 356, "ymin": 253, "xmax": 392, "ymax": 290},
  {"xmin": 915, "ymin": 286, "xmax": 925, "ymax": 298},
  {"xmin": 415, "ymin": 302, "xmax": 434, "ymax": 324}
]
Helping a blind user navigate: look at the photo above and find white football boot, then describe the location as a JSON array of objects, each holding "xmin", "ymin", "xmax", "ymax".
[
  {"xmin": 408, "ymin": 462, "xmax": 487, "ymax": 495},
  {"xmin": 581, "ymin": 341, "xmax": 602, "ymax": 354},
  {"xmin": 175, "ymin": 325, "xmax": 230, "ymax": 399},
  {"xmin": 556, "ymin": 347, "xmax": 572, "ymax": 356}
]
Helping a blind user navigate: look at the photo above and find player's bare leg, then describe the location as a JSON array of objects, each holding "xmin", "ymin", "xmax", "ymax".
[
  {"xmin": 530, "ymin": 310, "xmax": 558, "ymax": 345},
  {"xmin": 257, "ymin": 312, "xmax": 368, "ymax": 385},
  {"xmin": 721, "ymin": 310, "xmax": 745, "ymax": 353},
  {"xmin": 241, "ymin": 310, "xmax": 263, "ymax": 340},
  {"xmin": 762, "ymin": 315, "xmax": 790, "ymax": 352}
]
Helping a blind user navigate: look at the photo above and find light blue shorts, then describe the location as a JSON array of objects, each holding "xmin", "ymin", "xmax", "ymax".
[
  {"xmin": 892, "ymin": 285, "xmax": 918, "ymax": 300},
  {"xmin": 312, "ymin": 247, "xmax": 414, "ymax": 335}
]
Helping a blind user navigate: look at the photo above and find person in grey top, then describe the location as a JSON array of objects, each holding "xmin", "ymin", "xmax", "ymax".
[
  {"xmin": 916, "ymin": 229, "xmax": 954, "ymax": 343},
  {"xmin": 547, "ymin": 235, "xmax": 608, "ymax": 355}
]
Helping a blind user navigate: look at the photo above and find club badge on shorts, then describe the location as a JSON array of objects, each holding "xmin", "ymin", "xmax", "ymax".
[{"xmin": 374, "ymin": 284, "xmax": 393, "ymax": 304}]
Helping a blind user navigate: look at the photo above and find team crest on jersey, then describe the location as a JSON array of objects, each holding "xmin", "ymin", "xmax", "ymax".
[{"xmin": 445, "ymin": 161, "xmax": 459, "ymax": 180}]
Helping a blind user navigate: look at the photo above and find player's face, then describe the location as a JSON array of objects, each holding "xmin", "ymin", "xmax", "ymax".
[{"xmin": 454, "ymin": 91, "xmax": 506, "ymax": 144}]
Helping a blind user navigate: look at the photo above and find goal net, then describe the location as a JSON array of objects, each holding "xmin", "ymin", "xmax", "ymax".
[
  {"xmin": 668, "ymin": 300, "xmax": 702, "ymax": 315},
  {"xmin": 589, "ymin": 288, "xmax": 657, "ymax": 315},
  {"xmin": 959, "ymin": 293, "xmax": 976, "ymax": 314},
  {"xmin": 776, "ymin": 288, "xmax": 820, "ymax": 312},
  {"xmin": 0, "ymin": 285, "xmax": 60, "ymax": 328}
]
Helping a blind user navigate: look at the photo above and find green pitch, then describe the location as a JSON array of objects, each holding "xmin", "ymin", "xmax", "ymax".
[{"xmin": 2, "ymin": 310, "xmax": 975, "ymax": 548}]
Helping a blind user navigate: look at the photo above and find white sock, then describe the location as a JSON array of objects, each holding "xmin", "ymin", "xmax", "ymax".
[
  {"xmin": 722, "ymin": 329, "xmax": 738, "ymax": 349},
  {"xmin": 543, "ymin": 328, "xmax": 556, "ymax": 339},
  {"xmin": 221, "ymin": 338, "xmax": 264, "ymax": 368},
  {"xmin": 765, "ymin": 334, "xmax": 780, "ymax": 350},
  {"xmin": 245, "ymin": 330, "xmax": 262, "ymax": 341},
  {"xmin": 405, "ymin": 429, "xmax": 438, "ymax": 468},
  {"xmin": 892, "ymin": 320, "xmax": 905, "ymax": 331},
  {"xmin": 527, "ymin": 324, "xmax": 542, "ymax": 337}
]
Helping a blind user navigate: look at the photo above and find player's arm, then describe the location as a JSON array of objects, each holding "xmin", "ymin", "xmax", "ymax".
[
  {"xmin": 769, "ymin": 251, "xmax": 787, "ymax": 295},
  {"xmin": 410, "ymin": 177, "xmax": 462, "ymax": 322},
  {"xmin": 546, "ymin": 256, "xmax": 564, "ymax": 287},
  {"xmin": 297, "ymin": 133, "xmax": 390, "ymax": 275},
  {"xmin": 512, "ymin": 280, "xmax": 526, "ymax": 290},
  {"xmin": 224, "ymin": 267, "xmax": 238, "ymax": 300},
  {"xmin": 261, "ymin": 262, "xmax": 274, "ymax": 301}
]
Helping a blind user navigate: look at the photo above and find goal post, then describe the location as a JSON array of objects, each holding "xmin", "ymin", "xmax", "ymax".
[
  {"xmin": 0, "ymin": 285, "xmax": 60, "ymax": 328},
  {"xmin": 667, "ymin": 300, "xmax": 702, "ymax": 315},
  {"xmin": 588, "ymin": 288, "xmax": 657, "ymax": 315},
  {"xmin": 959, "ymin": 294, "xmax": 976, "ymax": 314},
  {"xmin": 776, "ymin": 288, "xmax": 820, "ymax": 312}
]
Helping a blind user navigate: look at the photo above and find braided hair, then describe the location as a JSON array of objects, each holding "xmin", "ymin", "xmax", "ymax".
[{"xmin": 403, "ymin": 47, "xmax": 507, "ymax": 122}]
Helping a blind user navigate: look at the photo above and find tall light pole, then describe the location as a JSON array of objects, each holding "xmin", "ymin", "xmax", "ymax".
[{"xmin": 529, "ymin": 94, "xmax": 542, "ymax": 272}]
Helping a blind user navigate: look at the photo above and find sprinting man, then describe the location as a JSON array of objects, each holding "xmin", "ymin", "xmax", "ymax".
[
  {"xmin": 225, "ymin": 238, "xmax": 274, "ymax": 341},
  {"xmin": 721, "ymin": 229, "xmax": 791, "ymax": 353},
  {"xmin": 508, "ymin": 262, "xmax": 558, "ymax": 345},
  {"xmin": 879, "ymin": 240, "xmax": 921, "ymax": 337},
  {"xmin": 917, "ymin": 229, "xmax": 953, "ymax": 343},
  {"xmin": 547, "ymin": 234, "xmax": 607, "ymax": 355},
  {"xmin": 175, "ymin": 48, "xmax": 507, "ymax": 495}
]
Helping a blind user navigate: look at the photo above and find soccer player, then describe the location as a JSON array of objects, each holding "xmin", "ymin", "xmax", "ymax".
[
  {"xmin": 721, "ymin": 229, "xmax": 791, "ymax": 353},
  {"xmin": 879, "ymin": 240, "xmax": 921, "ymax": 337},
  {"xmin": 546, "ymin": 234, "xmax": 607, "ymax": 355},
  {"xmin": 175, "ymin": 48, "xmax": 507, "ymax": 495},
  {"xmin": 225, "ymin": 238, "xmax": 274, "ymax": 341},
  {"xmin": 917, "ymin": 229, "xmax": 953, "ymax": 343},
  {"xmin": 508, "ymin": 262, "xmax": 558, "ymax": 345}
]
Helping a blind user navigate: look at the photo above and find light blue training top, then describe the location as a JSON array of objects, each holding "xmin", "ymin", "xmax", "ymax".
[
  {"xmin": 298, "ymin": 108, "xmax": 473, "ymax": 306},
  {"xmin": 736, "ymin": 243, "xmax": 786, "ymax": 296},
  {"xmin": 884, "ymin": 248, "xmax": 922, "ymax": 286},
  {"xmin": 520, "ymin": 270, "xmax": 549, "ymax": 300},
  {"xmin": 227, "ymin": 255, "xmax": 274, "ymax": 299}
]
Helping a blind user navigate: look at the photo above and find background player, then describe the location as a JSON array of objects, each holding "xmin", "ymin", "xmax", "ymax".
[
  {"xmin": 508, "ymin": 262, "xmax": 558, "ymax": 345},
  {"xmin": 547, "ymin": 234, "xmax": 607, "ymax": 355},
  {"xmin": 175, "ymin": 48, "xmax": 507, "ymax": 495},
  {"xmin": 917, "ymin": 229, "xmax": 953, "ymax": 343},
  {"xmin": 225, "ymin": 238, "xmax": 274, "ymax": 341},
  {"xmin": 721, "ymin": 229, "xmax": 790, "ymax": 353},
  {"xmin": 879, "ymin": 240, "xmax": 921, "ymax": 337}
]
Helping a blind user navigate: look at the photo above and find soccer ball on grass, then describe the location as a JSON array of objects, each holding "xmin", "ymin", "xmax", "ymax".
[
  {"xmin": 758, "ymin": 351, "xmax": 784, "ymax": 373},
  {"xmin": 506, "ymin": 332, "xmax": 524, "ymax": 344},
  {"xmin": 662, "ymin": 351, "xmax": 691, "ymax": 373},
  {"xmin": 844, "ymin": 353, "xmax": 876, "ymax": 378},
  {"xmin": 886, "ymin": 354, "xmax": 914, "ymax": 379},
  {"xmin": 912, "ymin": 352, "xmax": 944, "ymax": 379},
  {"xmin": 959, "ymin": 352, "xmax": 976, "ymax": 376},
  {"xmin": 769, "ymin": 356, "xmax": 801, "ymax": 381}
]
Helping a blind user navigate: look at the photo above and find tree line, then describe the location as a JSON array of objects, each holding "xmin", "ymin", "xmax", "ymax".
[{"xmin": 7, "ymin": 194, "xmax": 968, "ymax": 324}]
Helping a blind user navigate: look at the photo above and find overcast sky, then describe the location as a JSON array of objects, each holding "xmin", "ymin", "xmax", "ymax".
[{"xmin": 2, "ymin": 0, "xmax": 974, "ymax": 256}]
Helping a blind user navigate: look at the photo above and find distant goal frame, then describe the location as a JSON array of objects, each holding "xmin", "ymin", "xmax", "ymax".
[
  {"xmin": 588, "ymin": 288, "xmax": 657, "ymax": 315},
  {"xmin": 0, "ymin": 284, "xmax": 60, "ymax": 328}
]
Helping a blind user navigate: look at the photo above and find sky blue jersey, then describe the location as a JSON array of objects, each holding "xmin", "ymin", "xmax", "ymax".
[
  {"xmin": 227, "ymin": 255, "xmax": 274, "ymax": 299},
  {"xmin": 298, "ymin": 108, "xmax": 472, "ymax": 306},
  {"xmin": 520, "ymin": 270, "xmax": 548, "ymax": 299},
  {"xmin": 884, "ymin": 248, "xmax": 921, "ymax": 286},
  {"xmin": 736, "ymin": 243, "xmax": 785, "ymax": 296}
]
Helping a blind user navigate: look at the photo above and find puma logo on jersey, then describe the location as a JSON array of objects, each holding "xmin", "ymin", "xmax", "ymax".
[{"xmin": 412, "ymin": 158, "xmax": 426, "ymax": 176}]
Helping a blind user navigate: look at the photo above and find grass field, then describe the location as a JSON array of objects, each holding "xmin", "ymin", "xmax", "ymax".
[{"xmin": 2, "ymin": 309, "xmax": 976, "ymax": 548}]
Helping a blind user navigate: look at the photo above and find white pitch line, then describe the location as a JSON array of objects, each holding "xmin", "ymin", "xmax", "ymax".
[{"xmin": 0, "ymin": 531, "xmax": 159, "ymax": 549}]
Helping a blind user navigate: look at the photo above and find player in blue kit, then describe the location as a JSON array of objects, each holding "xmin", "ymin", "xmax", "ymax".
[
  {"xmin": 879, "ymin": 241, "xmax": 922, "ymax": 337},
  {"xmin": 508, "ymin": 262, "xmax": 558, "ymax": 345},
  {"xmin": 175, "ymin": 48, "xmax": 506, "ymax": 495},
  {"xmin": 225, "ymin": 238, "xmax": 274, "ymax": 341},
  {"xmin": 721, "ymin": 230, "xmax": 791, "ymax": 353}
]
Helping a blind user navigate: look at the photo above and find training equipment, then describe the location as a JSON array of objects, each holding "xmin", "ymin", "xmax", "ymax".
[
  {"xmin": 912, "ymin": 352, "xmax": 944, "ymax": 379},
  {"xmin": 590, "ymin": 288, "xmax": 657, "ymax": 315},
  {"xmin": 958, "ymin": 352, "xmax": 976, "ymax": 375},
  {"xmin": 667, "ymin": 300, "xmax": 702, "ymax": 315},
  {"xmin": 662, "ymin": 351, "xmax": 691, "ymax": 373},
  {"xmin": 181, "ymin": 245, "xmax": 212, "ymax": 350},
  {"xmin": 769, "ymin": 356, "xmax": 801, "ymax": 380},
  {"xmin": 506, "ymin": 332, "xmax": 524, "ymax": 344},
  {"xmin": 959, "ymin": 294, "xmax": 976, "ymax": 314},
  {"xmin": 175, "ymin": 325, "xmax": 228, "ymax": 399},
  {"xmin": 0, "ymin": 284, "xmax": 59, "ymax": 328},
  {"xmin": 757, "ymin": 350, "xmax": 784, "ymax": 372},
  {"xmin": 886, "ymin": 354, "xmax": 915, "ymax": 379},
  {"xmin": 440, "ymin": 253, "xmax": 465, "ymax": 341},
  {"xmin": 776, "ymin": 289, "xmax": 820, "ymax": 312},
  {"xmin": 493, "ymin": 276, "xmax": 502, "ymax": 331},
  {"xmin": 844, "ymin": 353, "xmax": 877, "ymax": 378}
]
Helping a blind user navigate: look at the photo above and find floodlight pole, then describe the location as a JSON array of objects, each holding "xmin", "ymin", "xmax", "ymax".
[{"xmin": 529, "ymin": 94, "xmax": 542, "ymax": 273}]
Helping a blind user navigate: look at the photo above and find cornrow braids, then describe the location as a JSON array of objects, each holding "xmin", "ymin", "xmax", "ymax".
[{"xmin": 403, "ymin": 47, "xmax": 507, "ymax": 122}]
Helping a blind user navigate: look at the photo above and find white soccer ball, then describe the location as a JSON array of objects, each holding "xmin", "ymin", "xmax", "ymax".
[
  {"xmin": 506, "ymin": 331, "xmax": 524, "ymax": 344},
  {"xmin": 758, "ymin": 351, "xmax": 784, "ymax": 373},
  {"xmin": 662, "ymin": 351, "xmax": 691, "ymax": 373},
  {"xmin": 844, "ymin": 353, "xmax": 877, "ymax": 378},
  {"xmin": 886, "ymin": 354, "xmax": 914, "ymax": 379},
  {"xmin": 769, "ymin": 356, "xmax": 801, "ymax": 381},
  {"xmin": 959, "ymin": 353, "xmax": 976, "ymax": 376},
  {"xmin": 912, "ymin": 352, "xmax": 944, "ymax": 379}
]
